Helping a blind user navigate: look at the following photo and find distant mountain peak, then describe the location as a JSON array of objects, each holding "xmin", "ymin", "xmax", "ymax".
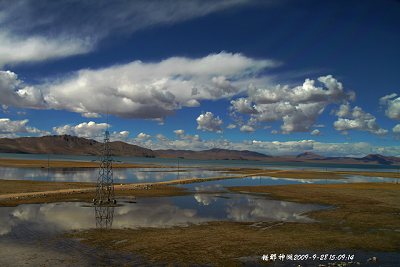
[
  {"xmin": 362, "ymin": 154, "xmax": 392, "ymax": 165},
  {"xmin": 296, "ymin": 152, "xmax": 324, "ymax": 159},
  {"xmin": 0, "ymin": 135, "xmax": 157, "ymax": 157},
  {"xmin": 1, "ymin": 136, "xmax": 399, "ymax": 165},
  {"xmin": 363, "ymin": 154, "xmax": 385, "ymax": 159}
]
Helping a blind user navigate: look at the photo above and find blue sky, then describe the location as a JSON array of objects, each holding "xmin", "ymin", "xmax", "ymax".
[{"xmin": 1, "ymin": 0, "xmax": 400, "ymax": 157}]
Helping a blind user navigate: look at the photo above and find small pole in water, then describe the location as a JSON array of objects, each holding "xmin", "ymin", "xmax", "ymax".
[{"xmin": 177, "ymin": 159, "xmax": 180, "ymax": 179}]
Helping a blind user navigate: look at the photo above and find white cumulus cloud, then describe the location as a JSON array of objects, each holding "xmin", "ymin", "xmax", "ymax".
[
  {"xmin": 137, "ymin": 129, "xmax": 400, "ymax": 157},
  {"xmin": 174, "ymin": 129, "xmax": 202, "ymax": 141},
  {"xmin": 270, "ymin": 130, "xmax": 291, "ymax": 135},
  {"xmin": 240, "ymin": 125, "xmax": 256, "ymax": 134},
  {"xmin": 112, "ymin": 131, "xmax": 130, "ymax": 142},
  {"xmin": 0, "ymin": 118, "xmax": 49, "ymax": 136},
  {"xmin": 380, "ymin": 93, "xmax": 400, "ymax": 120},
  {"xmin": 338, "ymin": 131, "xmax": 349, "ymax": 135},
  {"xmin": 0, "ymin": 71, "xmax": 45, "ymax": 109},
  {"xmin": 52, "ymin": 121, "xmax": 109, "ymax": 138},
  {"xmin": 230, "ymin": 75, "xmax": 355, "ymax": 133},
  {"xmin": 196, "ymin": 112, "xmax": 224, "ymax": 133},
  {"xmin": 137, "ymin": 133, "xmax": 152, "ymax": 140},
  {"xmin": 393, "ymin": 124, "xmax": 400, "ymax": 135},
  {"xmin": 155, "ymin": 134, "xmax": 169, "ymax": 142},
  {"xmin": 0, "ymin": 53, "xmax": 277, "ymax": 120},
  {"xmin": 40, "ymin": 52, "xmax": 276, "ymax": 120},
  {"xmin": 310, "ymin": 129, "xmax": 323, "ymax": 136},
  {"xmin": 230, "ymin": 97, "xmax": 258, "ymax": 114},
  {"xmin": 333, "ymin": 103, "xmax": 388, "ymax": 135}
]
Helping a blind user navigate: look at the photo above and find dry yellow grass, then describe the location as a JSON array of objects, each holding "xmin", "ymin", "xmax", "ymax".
[
  {"xmin": 229, "ymin": 182, "xmax": 400, "ymax": 230},
  {"xmin": 64, "ymin": 182, "xmax": 400, "ymax": 266},
  {"xmin": 0, "ymin": 180, "xmax": 189, "ymax": 207},
  {"xmin": 2, "ymin": 157, "xmax": 400, "ymax": 265}
]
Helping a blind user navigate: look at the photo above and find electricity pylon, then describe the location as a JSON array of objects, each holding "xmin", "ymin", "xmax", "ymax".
[
  {"xmin": 93, "ymin": 129, "xmax": 116, "ymax": 205},
  {"xmin": 95, "ymin": 206, "xmax": 115, "ymax": 229}
]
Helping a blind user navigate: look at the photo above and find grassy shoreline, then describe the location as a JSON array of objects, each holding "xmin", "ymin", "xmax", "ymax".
[
  {"xmin": 1, "ymin": 159, "xmax": 400, "ymax": 265},
  {"xmin": 63, "ymin": 182, "xmax": 400, "ymax": 266},
  {"xmin": 1, "ymin": 157, "xmax": 399, "ymax": 206}
]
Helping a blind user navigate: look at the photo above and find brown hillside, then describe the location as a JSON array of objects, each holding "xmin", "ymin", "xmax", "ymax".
[
  {"xmin": 156, "ymin": 148, "xmax": 272, "ymax": 160},
  {"xmin": 1, "ymin": 136, "xmax": 399, "ymax": 165},
  {"xmin": 0, "ymin": 135, "xmax": 158, "ymax": 157}
]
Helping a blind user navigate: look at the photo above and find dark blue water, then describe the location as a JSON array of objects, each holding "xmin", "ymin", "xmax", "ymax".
[
  {"xmin": 2, "ymin": 153, "xmax": 400, "ymax": 172},
  {"xmin": 0, "ymin": 167, "xmax": 236, "ymax": 183}
]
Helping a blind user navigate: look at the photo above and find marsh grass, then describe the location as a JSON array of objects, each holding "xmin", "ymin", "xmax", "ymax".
[
  {"xmin": 0, "ymin": 179, "xmax": 96, "ymax": 195},
  {"xmin": 64, "ymin": 182, "xmax": 400, "ymax": 266},
  {"xmin": 0, "ymin": 182, "xmax": 189, "ymax": 207}
]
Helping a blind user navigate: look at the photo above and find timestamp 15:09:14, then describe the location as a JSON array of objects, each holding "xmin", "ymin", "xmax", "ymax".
[{"xmin": 312, "ymin": 254, "xmax": 355, "ymax": 261}]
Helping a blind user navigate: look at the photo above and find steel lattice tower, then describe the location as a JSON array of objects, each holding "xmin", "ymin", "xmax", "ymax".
[
  {"xmin": 93, "ymin": 129, "xmax": 116, "ymax": 205},
  {"xmin": 95, "ymin": 206, "xmax": 115, "ymax": 229}
]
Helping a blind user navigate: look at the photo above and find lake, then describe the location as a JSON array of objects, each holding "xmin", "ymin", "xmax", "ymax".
[
  {"xmin": 2, "ymin": 152, "xmax": 400, "ymax": 172},
  {"xmin": 1, "ymin": 153, "xmax": 400, "ymax": 266},
  {"xmin": 0, "ymin": 188, "xmax": 327, "ymax": 266},
  {"xmin": 1, "ymin": 153, "xmax": 399, "ymax": 185}
]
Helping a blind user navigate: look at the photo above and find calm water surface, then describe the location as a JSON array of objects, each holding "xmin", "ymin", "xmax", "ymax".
[
  {"xmin": 0, "ymin": 192, "xmax": 325, "ymax": 266},
  {"xmin": 0, "ymin": 167, "xmax": 236, "ymax": 183},
  {"xmin": 0, "ymin": 166, "xmax": 399, "ymax": 185},
  {"xmin": 2, "ymin": 190, "xmax": 399, "ymax": 266},
  {"xmin": 2, "ymin": 152, "xmax": 400, "ymax": 172},
  {"xmin": 0, "ymin": 194, "xmax": 323, "ymax": 234},
  {"xmin": 1, "ymin": 153, "xmax": 400, "ymax": 266}
]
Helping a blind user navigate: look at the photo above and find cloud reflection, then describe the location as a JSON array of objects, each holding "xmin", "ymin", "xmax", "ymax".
[
  {"xmin": 0, "ymin": 193, "xmax": 322, "ymax": 237},
  {"xmin": 224, "ymin": 194, "xmax": 317, "ymax": 222},
  {"xmin": 194, "ymin": 193, "xmax": 220, "ymax": 206},
  {"xmin": 0, "ymin": 167, "xmax": 235, "ymax": 183}
]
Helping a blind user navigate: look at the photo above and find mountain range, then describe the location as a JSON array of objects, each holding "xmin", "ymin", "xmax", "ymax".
[{"xmin": 1, "ymin": 135, "xmax": 400, "ymax": 166}]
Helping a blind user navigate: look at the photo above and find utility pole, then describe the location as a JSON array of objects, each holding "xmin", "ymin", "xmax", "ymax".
[{"xmin": 177, "ymin": 159, "xmax": 180, "ymax": 179}]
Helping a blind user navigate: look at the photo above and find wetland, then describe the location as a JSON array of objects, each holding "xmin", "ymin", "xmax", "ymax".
[{"xmin": 0, "ymin": 158, "xmax": 400, "ymax": 266}]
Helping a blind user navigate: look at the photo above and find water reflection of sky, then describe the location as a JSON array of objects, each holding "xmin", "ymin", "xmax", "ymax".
[
  {"xmin": 0, "ymin": 194, "xmax": 321, "ymax": 237},
  {"xmin": 1, "ymin": 166, "xmax": 399, "ymax": 186},
  {"xmin": 0, "ymin": 189, "xmax": 326, "ymax": 265},
  {"xmin": 176, "ymin": 175, "xmax": 400, "ymax": 191},
  {"xmin": 0, "ymin": 167, "xmax": 234, "ymax": 183}
]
